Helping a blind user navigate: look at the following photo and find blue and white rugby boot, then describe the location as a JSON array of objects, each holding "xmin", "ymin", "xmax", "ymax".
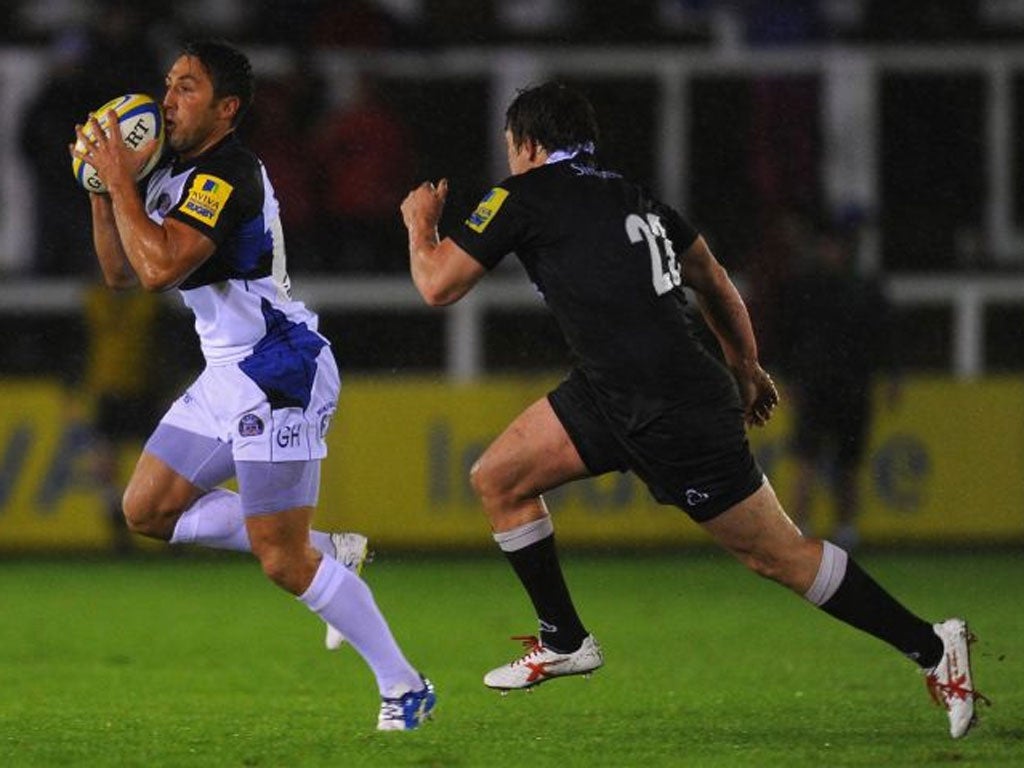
[{"xmin": 377, "ymin": 677, "xmax": 437, "ymax": 731}]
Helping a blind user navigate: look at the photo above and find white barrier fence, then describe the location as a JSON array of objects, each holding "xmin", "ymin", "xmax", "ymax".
[{"xmin": 1, "ymin": 272, "xmax": 1021, "ymax": 380}]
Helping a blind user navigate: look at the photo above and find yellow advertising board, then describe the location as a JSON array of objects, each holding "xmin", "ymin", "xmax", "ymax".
[
  {"xmin": 0, "ymin": 381, "xmax": 111, "ymax": 549},
  {"xmin": 1, "ymin": 377, "xmax": 1022, "ymax": 551},
  {"xmin": 318, "ymin": 376, "xmax": 1024, "ymax": 548}
]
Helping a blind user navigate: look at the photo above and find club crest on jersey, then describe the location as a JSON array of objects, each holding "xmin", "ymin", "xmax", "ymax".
[
  {"xmin": 155, "ymin": 192, "xmax": 172, "ymax": 217},
  {"xmin": 238, "ymin": 413, "xmax": 265, "ymax": 437},
  {"xmin": 179, "ymin": 173, "xmax": 233, "ymax": 227},
  {"xmin": 466, "ymin": 187, "xmax": 509, "ymax": 233}
]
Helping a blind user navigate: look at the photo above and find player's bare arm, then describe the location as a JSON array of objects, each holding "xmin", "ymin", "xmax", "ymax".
[
  {"xmin": 72, "ymin": 110, "xmax": 213, "ymax": 292},
  {"xmin": 681, "ymin": 235, "xmax": 778, "ymax": 426},
  {"xmin": 87, "ymin": 192, "xmax": 137, "ymax": 289},
  {"xmin": 401, "ymin": 178, "xmax": 487, "ymax": 306}
]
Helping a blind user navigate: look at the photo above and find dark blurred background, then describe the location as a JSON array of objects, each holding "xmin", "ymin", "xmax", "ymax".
[
  {"xmin": 4, "ymin": 1, "xmax": 1024, "ymax": 553},
  {"xmin": 2, "ymin": 0, "xmax": 1024, "ymax": 381}
]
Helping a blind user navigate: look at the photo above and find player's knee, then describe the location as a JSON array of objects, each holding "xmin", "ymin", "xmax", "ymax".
[
  {"xmin": 469, "ymin": 457, "xmax": 515, "ymax": 506},
  {"xmin": 468, "ymin": 460, "xmax": 485, "ymax": 497},
  {"xmin": 120, "ymin": 485, "xmax": 153, "ymax": 534},
  {"xmin": 121, "ymin": 485, "xmax": 178, "ymax": 540}
]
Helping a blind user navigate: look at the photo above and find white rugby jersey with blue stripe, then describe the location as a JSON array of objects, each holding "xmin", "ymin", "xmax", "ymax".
[{"xmin": 143, "ymin": 133, "xmax": 328, "ymax": 409}]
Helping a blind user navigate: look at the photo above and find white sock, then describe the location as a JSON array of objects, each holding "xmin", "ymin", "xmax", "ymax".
[
  {"xmin": 170, "ymin": 489, "xmax": 336, "ymax": 557},
  {"xmin": 309, "ymin": 530, "xmax": 333, "ymax": 556},
  {"xmin": 803, "ymin": 540, "xmax": 849, "ymax": 606},
  {"xmin": 170, "ymin": 489, "xmax": 252, "ymax": 551},
  {"xmin": 299, "ymin": 555, "xmax": 422, "ymax": 697},
  {"xmin": 493, "ymin": 516, "xmax": 554, "ymax": 552}
]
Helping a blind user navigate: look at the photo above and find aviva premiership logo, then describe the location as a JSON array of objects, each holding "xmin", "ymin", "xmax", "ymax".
[
  {"xmin": 466, "ymin": 187, "xmax": 509, "ymax": 233},
  {"xmin": 179, "ymin": 173, "xmax": 233, "ymax": 227}
]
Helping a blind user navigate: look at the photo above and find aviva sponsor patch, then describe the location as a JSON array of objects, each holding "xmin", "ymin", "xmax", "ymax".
[
  {"xmin": 179, "ymin": 174, "xmax": 233, "ymax": 227},
  {"xmin": 466, "ymin": 187, "xmax": 509, "ymax": 233}
]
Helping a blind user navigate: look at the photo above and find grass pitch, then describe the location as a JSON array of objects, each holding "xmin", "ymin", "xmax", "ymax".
[{"xmin": 0, "ymin": 549, "xmax": 1020, "ymax": 767}]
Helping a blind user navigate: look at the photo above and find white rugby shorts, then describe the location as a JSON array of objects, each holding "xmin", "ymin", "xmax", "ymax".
[{"xmin": 158, "ymin": 345, "xmax": 339, "ymax": 463}]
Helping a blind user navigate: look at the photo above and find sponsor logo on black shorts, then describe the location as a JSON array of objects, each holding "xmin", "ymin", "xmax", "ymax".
[
  {"xmin": 238, "ymin": 413, "xmax": 265, "ymax": 437},
  {"xmin": 685, "ymin": 488, "xmax": 710, "ymax": 506}
]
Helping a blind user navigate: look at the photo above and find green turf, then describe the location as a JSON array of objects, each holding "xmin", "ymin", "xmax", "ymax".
[{"xmin": 0, "ymin": 550, "xmax": 1020, "ymax": 767}]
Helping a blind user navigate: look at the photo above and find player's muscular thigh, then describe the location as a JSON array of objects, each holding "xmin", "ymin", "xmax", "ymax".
[{"xmin": 470, "ymin": 397, "xmax": 587, "ymax": 528}]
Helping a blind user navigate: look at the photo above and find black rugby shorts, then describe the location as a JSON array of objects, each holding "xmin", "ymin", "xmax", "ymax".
[{"xmin": 548, "ymin": 369, "xmax": 764, "ymax": 523}]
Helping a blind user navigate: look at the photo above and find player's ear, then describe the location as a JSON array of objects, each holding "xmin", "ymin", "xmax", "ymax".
[{"xmin": 218, "ymin": 95, "xmax": 241, "ymax": 123}]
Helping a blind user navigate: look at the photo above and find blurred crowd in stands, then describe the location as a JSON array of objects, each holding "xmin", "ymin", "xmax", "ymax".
[
  {"xmin": 8, "ymin": 0, "xmax": 1023, "ymax": 277},
  {"xmin": 4, "ymin": 2, "xmax": 1018, "ymax": 555},
  {"xmin": 5, "ymin": 1, "xmax": 1024, "ymax": 48}
]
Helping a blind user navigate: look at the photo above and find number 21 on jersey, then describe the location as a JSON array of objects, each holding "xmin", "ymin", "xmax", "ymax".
[{"xmin": 625, "ymin": 213, "xmax": 681, "ymax": 296}]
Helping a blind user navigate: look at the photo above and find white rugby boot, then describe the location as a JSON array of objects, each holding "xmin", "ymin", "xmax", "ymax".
[
  {"xmin": 924, "ymin": 618, "xmax": 989, "ymax": 738},
  {"xmin": 483, "ymin": 634, "xmax": 603, "ymax": 691},
  {"xmin": 324, "ymin": 533, "xmax": 372, "ymax": 650}
]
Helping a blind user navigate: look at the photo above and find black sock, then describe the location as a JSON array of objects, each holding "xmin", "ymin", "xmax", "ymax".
[
  {"xmin": 820, "ymin": 558, "xmax": 943, "ymax": 668},
  {"xmin": 502, "ymin": 534, "xmax": 588, "ymax": 652}
]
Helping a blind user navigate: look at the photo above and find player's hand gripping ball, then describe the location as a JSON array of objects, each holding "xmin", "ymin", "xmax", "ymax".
[{"xmin": 71, "ymin": 93, "xmax": 164, "ymax": 193}]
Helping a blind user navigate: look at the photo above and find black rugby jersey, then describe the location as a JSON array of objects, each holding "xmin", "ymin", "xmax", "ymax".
[
  {"xmin": 146, "ymin": 133, "xmax": 273, "ymax": 290},
  {"xmin": 143, "ymin": 133, "xmax": 321, "ymax": 366},
  {"xmin": 451, "ymin": 156, "xmax": 734, "ymax": 400}
]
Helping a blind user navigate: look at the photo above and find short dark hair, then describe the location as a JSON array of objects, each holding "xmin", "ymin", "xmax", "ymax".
[
  {"xmin": 505, "ymin": 82, "xmax": 599, "ymax": 154},
  {"xmin": 181, "ymin": 39, "xmax": 254, "ymax": 126}
]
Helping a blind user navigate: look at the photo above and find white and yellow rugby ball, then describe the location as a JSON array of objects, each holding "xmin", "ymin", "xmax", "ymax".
[{"xmin": 72, "ymin": 93, "xmax": 164, "ymax": 193}]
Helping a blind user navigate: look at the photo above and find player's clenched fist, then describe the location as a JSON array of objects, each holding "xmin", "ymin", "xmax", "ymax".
[{"xmin": 401, "ymin": 178, "xmax": 448, "ymax": 232}]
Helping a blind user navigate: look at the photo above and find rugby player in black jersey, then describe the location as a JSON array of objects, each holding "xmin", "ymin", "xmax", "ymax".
[{"xmin": 401, "ymin": 81, "xmax": 983, "ymax": 738}]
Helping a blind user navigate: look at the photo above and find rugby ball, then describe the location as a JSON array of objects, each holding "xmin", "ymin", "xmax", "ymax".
[{"xmin": 71, "ymin": 93, "xmax": 165, "ymax": 193}]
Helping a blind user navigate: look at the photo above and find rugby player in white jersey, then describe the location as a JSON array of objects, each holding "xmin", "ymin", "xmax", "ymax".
[{"xmin": 71, "ymin": 39, "xmax": 435, "ymax": 731}]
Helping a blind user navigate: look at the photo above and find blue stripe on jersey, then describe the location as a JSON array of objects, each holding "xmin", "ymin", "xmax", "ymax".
[
  {"xmin": 229, "ymin": 213, "xmax": 275, "ymax": 274},
  {"xmin": 238, "ymin": 298, "xmax": 326, "ymax": 410},
  {"xmin": 179, "ymin": 213, "xmax": 274, "ymax": 289}
]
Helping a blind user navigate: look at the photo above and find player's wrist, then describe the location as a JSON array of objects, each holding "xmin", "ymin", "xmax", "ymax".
[
  {"xmin": 409, "ymin": 228, "xmax": 439, "ymax": 252},
  {"xmin": 727, "ymin": 355, "xmax": 760, "ymax": 376},
  {"xmin": 410, "ymin": 217, "xmax": 439, "ymax": 236},
  {"xmin": 103, "ymin": 174, "xmax": 137, "ymax": 198}
]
